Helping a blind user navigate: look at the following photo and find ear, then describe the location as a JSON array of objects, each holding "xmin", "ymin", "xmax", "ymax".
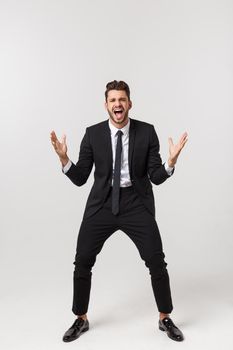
[
  {"xmin": 129, "ymin": 100, "xmax": 132, "ymax": 110},
  {"xmin": 104, "ymin": 101, "xmax": 107, "ymax": 110}
]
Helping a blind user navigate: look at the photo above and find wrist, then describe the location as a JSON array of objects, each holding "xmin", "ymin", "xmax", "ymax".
[
  {"xmin": 60, "ymin": 155, "xmax": 69, "ymax": 167},
  {"xmin": 168, "ymin": 158, "xmax": 176, "ymax": 168}
]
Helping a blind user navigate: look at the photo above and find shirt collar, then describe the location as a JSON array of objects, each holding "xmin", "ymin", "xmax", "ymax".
[{"xmin": 108, "ymin": 117, "xmax": 130, "ymax": 137}]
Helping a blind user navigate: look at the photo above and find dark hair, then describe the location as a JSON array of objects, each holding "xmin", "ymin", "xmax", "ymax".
[{"xmin": 105, "ymin": 80, "xmax": 130, "ymax": 101}]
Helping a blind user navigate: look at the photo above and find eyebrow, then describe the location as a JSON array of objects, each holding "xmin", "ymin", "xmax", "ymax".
[{"xmin": 109, "ymin": 97, "xmax": 127, "ymax": 102}]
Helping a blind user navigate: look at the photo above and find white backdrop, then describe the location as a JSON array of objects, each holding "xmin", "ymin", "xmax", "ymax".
[{"xmin": 0, "ymin": 1, "xmax": 233, "ymax": 349}]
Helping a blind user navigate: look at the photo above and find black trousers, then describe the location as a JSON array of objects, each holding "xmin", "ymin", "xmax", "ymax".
[{"xmin": 72, "ymin": 186, "xmax": 173, "ymax": 315}]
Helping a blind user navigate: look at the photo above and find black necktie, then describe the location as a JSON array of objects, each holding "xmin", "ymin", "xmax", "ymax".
[{"xmin": 112, "ymin": 130, "xmax": 123, "ymax": 215}]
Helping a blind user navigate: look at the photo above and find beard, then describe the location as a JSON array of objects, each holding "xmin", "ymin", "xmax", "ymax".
[{"xmin": 107, "ymin": 109, "xmax": 129, "ymax": 125}]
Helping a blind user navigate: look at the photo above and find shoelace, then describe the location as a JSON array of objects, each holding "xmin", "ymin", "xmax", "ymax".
[
  {"xmin": 74, "ymin": 318, "xmax": 85, "ymax": 328},
  {"xmin": 162, "ymin": 318, "xmax": 176, "ymax": 329}
]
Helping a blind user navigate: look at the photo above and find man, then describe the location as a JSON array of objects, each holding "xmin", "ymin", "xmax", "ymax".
[{"xmin": 50, "ymin": 80, "xmax": 188, "ymax": 343}]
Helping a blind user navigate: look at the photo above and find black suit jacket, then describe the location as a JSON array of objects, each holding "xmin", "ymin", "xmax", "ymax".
[{"xmin": 63, "ymin": 118, "xmax": 174, "ymax": 219}]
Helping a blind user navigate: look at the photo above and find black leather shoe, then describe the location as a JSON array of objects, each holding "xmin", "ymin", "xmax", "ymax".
[
  {"xmin": 159, "ymin": 317, "xmax": 184, "ymax": 342},
  {"xmin": 62, "ymin": 318, "xmax": 89, "ymax": 342}
]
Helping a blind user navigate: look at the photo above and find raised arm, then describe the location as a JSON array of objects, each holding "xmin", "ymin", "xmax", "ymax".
[
  {"xmin": 147, "ymin": 125, "xmax": 172, "ymax": 185},
  {"xmin": 50, "ymin": 129, "xmax": 94, "ymax": 186},
  {"xmin": 50, "ymin": 130, "xmax": 70, "ymax": 166},
  {"xmin": 147, "ymin": 126, "xmax": 188, "ymax": 185},
  {"xmin": 167, "ymin": 132, "xmax": 188, "ymax": 167}
]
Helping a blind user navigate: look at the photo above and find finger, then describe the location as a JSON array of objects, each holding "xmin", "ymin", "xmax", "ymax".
[
  {"xmin": 50, "ymin": 130, "xmax": 56, "ymax": 138},
  {"xmin": 168, "ymin": 137, "xmax": 173, "ymax": 146},
  {"xmin": 181, "ymin": 135, "xmax": 188, "ymax": 144},
  {"xmin": 50, "ymin": 131, "xmax": 59, "ymax": 147},
  {"xmin": 51, "ymin": 139, "xmax": 57, "ymax": 148},
  {"xmin": 50, "ymin": 130, "xmax": 59, "ymax": 142},
  {"xmin": 183, "ymin": 138, "xmax": 188, "ymax": 146},
  {"xmin": 50, "ymin": 135, "xmax": 57, "ymax": 143},
  {"xmin": 180, "ymin": 138, "xmax": 188, "ymax": 149},
  {"xmin": 179, "ymin": 132, "xmax": 188, "ymax": 143}
]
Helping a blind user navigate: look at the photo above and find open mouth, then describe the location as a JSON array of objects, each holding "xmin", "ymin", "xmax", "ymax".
[{"xmin": 114, "ymin": 108, "xmax": 124, "ymax": 118}]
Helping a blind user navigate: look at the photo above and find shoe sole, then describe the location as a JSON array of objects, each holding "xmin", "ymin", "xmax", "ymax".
[{"xmin": 63, "ymin": 326, "xmax": 89, "ymax": 342}]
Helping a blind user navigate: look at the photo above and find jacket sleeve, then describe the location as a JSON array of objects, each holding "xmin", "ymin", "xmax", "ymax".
[
  {"xmin": 147, "ymin": 125, "xmax": 174, "ymax": 185},
  {"xmin": 63, "ymin": 128, "xmax": 94, "ymax": 186}
]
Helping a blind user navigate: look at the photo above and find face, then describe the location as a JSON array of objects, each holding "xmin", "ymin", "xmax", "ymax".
[{"xmin": 105, "ymin": 90, "xmax": 132, "ymax": 128}]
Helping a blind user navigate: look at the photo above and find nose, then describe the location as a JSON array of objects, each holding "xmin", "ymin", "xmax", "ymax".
[{"xmin": 115, "ymin": 101, "xmax": 122, "ymax": 107}]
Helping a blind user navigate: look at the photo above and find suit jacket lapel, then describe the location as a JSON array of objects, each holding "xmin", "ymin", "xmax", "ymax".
[{"xmin": 103, "ymin": 119, "xmax": 113, "ymax": 173}]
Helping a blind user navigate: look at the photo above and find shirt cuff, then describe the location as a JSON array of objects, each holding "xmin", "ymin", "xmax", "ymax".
[
  {"xmin": 164, "ymin": 161, "xmax": 174, "ymax": 176},
  {"xmin": 62, "ymin": 159, "xmax": 72, "ymax": 173}
]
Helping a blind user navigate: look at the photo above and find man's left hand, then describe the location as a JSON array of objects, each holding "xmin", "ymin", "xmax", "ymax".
[{"xmin": 168, "ymin": 132, "xmax": 188, "ymax": 168}]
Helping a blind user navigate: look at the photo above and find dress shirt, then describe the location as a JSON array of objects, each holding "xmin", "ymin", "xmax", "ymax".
[
  {"xmin": 62, "ymin": 118, "xmax": 174, "ymax": 181},
  {"xmin": 108, "ymin": 118, "xmax": 132, "ymax": 187}
]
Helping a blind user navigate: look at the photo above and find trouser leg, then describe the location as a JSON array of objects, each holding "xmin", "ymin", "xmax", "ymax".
[
  {"xmin": 72, "ymin": 253, "xmax": 96, "ymax": 316},
  {"xmin": 72, "ymin": 201, "xmax": 117, "ymax": 315},
  {"xmin": 144, "ymin": 251, "xmax": 173, "ymax": 313},
  {"xmin": 119, "ymin": 188, "xmax": 173, "ymax": 313}
]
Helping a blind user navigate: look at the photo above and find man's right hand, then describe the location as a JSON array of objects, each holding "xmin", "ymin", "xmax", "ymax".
[{"xmin": 50, "ymin": 130, "xmax": 69, "ymax": 167}]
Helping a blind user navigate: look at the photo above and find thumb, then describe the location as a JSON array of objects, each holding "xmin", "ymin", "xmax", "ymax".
[
  {"xmin": 62, "ymin": 134, "xmax": 66, "ymax": 144},
  {"xmin": 168, "ymin": 137, "xmax": 173, "ymax": 146}
]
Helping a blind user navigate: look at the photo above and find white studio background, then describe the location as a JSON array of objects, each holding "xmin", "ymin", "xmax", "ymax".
[{"xmin": 0, "ymin": 1, "xmax": 233, "ymax": 349}]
